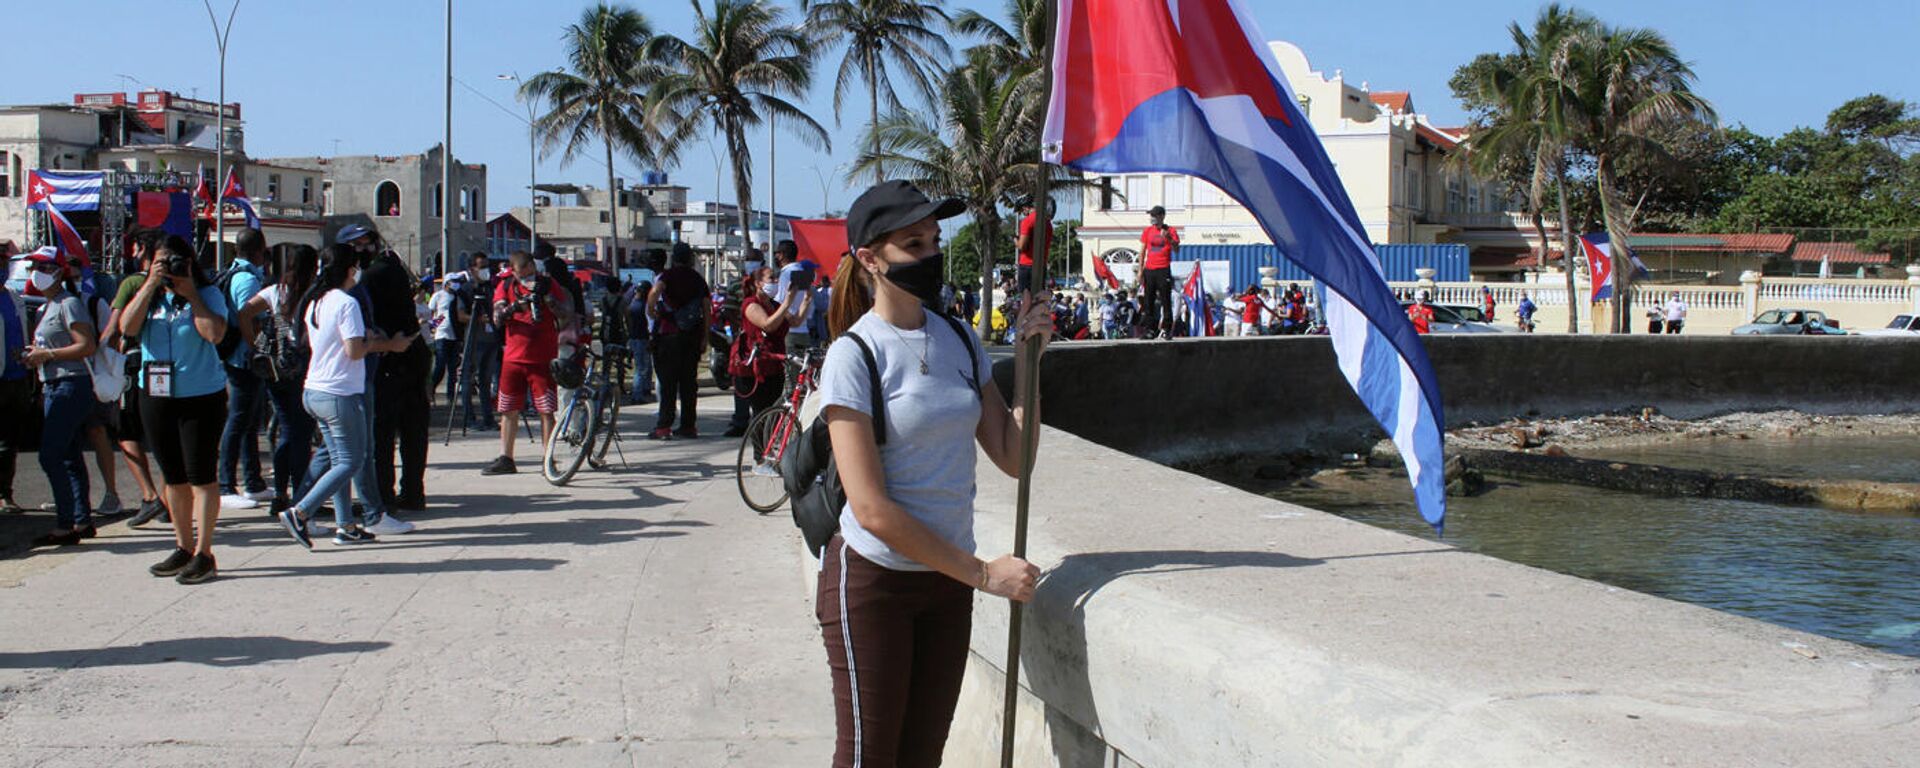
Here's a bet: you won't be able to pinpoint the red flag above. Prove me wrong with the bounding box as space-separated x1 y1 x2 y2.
789 219 850 278
1091 255 1121 290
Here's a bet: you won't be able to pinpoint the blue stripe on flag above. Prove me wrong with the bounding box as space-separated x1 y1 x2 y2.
1069 87 1448 531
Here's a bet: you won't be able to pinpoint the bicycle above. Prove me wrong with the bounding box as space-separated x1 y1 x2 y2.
542 340 631 485
735 347 824 513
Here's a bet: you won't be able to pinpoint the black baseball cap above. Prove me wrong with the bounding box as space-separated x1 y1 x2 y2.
846 180 965 250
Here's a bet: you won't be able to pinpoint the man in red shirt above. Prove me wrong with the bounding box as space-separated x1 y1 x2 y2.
1015 198 1052 294
1406 290 1435 335
1138 205 1179 339
482 250 573 475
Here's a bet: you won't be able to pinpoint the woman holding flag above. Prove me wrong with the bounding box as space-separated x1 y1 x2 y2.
814 181 1052 767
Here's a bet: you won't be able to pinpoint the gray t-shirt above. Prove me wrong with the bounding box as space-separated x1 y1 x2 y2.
35 293 93 382
819 307 990 571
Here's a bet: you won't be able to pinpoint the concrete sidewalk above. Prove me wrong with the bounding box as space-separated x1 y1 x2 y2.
0 393 832 767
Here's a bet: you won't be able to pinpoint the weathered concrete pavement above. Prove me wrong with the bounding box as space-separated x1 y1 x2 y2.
0 393 831 767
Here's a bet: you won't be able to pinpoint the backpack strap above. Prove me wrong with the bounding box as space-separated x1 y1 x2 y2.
935 312 982 397
843 332 887 446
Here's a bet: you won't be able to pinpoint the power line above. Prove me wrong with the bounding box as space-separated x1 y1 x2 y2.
451 75 652 186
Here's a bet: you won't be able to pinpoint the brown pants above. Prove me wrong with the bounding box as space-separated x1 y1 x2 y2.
818 536 974 768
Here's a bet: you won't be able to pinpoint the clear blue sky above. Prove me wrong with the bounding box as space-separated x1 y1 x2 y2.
15 0 1917 220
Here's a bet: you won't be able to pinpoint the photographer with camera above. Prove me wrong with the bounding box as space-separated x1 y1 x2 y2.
457 252 502 431
116 235 233 584
482 250 572 476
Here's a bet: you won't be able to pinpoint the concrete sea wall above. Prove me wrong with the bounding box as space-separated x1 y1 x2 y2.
937 336 1920 767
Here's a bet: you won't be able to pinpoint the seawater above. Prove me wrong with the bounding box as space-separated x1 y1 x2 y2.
1266 435 1920 658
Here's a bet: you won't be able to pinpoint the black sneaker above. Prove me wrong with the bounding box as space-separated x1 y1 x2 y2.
674 427 700 439
722 425 747 438
128 498 167 527
278 507 313 550
333 526 378 546
481 455 517 476
149 548 195 577
175 553 217 584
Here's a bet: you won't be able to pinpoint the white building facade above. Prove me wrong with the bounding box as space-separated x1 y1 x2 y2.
1075 42 1525 283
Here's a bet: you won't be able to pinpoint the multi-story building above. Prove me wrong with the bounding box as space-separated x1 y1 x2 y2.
1075 41 1530 284
268 145 487 275
505 181 653 265
1 90 326 258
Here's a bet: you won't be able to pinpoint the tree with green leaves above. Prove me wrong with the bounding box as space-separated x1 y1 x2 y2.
952 0 1048 74
1560 21 1715 330
852 58 1051 338
521 3 666 267
1454 4 1595 332
650 0 830 266
801 0 951 184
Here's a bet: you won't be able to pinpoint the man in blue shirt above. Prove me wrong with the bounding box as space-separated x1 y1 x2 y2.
216 229 272 510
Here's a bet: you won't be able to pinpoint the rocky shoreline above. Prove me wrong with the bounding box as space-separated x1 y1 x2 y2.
1443 410 1920 454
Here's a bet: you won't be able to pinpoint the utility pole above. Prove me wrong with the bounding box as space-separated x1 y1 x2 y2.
202 0 239 261
767 116 776 252
441 0 454 277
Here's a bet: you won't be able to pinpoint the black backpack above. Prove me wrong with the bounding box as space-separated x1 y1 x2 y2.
782 314 982 557
249 306 309 383
212 261 262 360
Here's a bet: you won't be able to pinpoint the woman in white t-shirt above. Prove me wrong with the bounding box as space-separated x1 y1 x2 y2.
236 245 318 510
274 246 412 548
813 181 1054 766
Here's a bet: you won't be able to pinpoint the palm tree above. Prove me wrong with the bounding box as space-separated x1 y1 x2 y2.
802 0 952 183
1562 22 1715 331
651 0 830 266
1462 4 1595 332
521 3 665 267
952 0 1046 74
853 58 1054 338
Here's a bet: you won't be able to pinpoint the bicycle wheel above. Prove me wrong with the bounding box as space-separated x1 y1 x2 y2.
589 386 619 469
735 405 792 513
542 389 597 486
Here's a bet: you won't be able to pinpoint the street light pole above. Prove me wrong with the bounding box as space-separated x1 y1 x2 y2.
202 0 239 261
442 0 453 278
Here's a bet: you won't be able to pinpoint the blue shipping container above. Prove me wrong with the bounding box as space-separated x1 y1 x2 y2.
1173 243 1468 289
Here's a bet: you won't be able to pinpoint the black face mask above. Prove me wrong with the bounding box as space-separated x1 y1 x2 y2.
883 252 945 308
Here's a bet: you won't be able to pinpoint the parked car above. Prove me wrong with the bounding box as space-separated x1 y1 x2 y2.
1400 303 1510 334
1731 309 1849 335
1857 314 1920 338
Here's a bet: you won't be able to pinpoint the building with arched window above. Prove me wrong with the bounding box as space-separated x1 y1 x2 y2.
267 143 486 273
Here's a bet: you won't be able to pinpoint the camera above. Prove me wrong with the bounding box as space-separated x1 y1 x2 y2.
164 253 195 277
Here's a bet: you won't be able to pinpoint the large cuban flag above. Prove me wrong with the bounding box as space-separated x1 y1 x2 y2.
24 170 104 212
1042 0 1447 530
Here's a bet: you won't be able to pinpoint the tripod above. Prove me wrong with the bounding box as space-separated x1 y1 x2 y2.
441 279 536 446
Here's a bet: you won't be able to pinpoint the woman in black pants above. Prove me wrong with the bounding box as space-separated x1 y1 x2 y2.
236 245 319 512
118 235 231 584
735 266 812 417
815 182 1052 767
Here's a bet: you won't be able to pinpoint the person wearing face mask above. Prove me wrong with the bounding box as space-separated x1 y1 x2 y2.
814 181 1053 768
20 248 99 547
732 264 812 420
482 250 572 475
330 224 417 533
274 246 414 549
116 236 233 584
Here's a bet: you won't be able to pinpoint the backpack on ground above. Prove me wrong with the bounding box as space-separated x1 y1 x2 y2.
781 314 983 557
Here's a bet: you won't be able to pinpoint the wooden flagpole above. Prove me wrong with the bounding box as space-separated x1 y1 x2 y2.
1002 1 1058 764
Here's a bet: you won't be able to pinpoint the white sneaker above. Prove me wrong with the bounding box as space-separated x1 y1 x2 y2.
220 494 259 510
751 462 781 478
243 489 276 502
366 515 415 535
